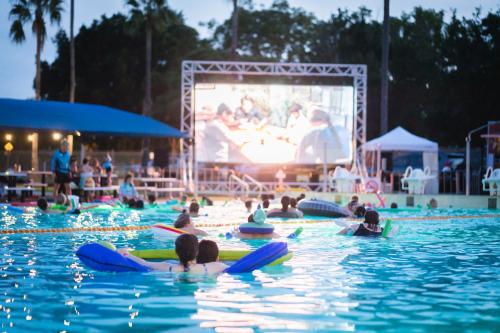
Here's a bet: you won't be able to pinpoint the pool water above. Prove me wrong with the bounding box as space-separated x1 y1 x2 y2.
0 205 499 332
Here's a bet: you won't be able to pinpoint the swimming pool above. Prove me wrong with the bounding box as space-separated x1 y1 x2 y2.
0 205 499 332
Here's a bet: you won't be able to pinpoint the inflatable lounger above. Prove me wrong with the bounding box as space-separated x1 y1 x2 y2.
76 242 290 274
298 199 350 218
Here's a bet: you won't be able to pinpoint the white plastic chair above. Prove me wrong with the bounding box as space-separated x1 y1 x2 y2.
401 166 435 195
329 166 361 193
482 167 500 196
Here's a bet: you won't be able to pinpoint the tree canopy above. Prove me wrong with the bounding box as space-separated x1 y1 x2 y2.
39 1 500 146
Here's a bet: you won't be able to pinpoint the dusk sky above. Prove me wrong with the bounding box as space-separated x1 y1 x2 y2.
1 0 498 99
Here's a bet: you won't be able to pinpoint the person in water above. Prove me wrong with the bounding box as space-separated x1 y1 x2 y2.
147 194 158 207
338 210 383 237
262 199 270 210
174 212 207 236
429 198 438 209
118 234 227 274
347 195 360 212
196 240 220 264
234 205 279 239
390 202 398 209
267 196 303 217
189 201 200 217
296 193 306 202
244 200 253 213
54 193 81 214
37 198 65 214
172 195 189 212
353 205 366 218
51 139 72 197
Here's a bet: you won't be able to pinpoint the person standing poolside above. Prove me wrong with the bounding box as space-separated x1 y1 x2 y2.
51 139 72 198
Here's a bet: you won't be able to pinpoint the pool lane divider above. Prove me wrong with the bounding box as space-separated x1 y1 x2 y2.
0 214 499 235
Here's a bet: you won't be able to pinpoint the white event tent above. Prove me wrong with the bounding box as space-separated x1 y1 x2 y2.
364 127 439 193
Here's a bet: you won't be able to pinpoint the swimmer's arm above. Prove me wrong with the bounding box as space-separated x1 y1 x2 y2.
337 224 359 235
117 249 172 271
207 262 229 274
191 228 208 236
80 204 100 211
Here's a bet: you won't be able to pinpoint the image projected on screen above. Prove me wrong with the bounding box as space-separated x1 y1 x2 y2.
194 83 354 164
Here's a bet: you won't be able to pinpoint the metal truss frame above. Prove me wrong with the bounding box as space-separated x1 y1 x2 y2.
180 60 367 192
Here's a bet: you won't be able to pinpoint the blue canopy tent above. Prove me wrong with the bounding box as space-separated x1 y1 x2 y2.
0 98 185 137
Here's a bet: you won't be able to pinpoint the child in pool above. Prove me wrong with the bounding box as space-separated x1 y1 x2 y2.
119 234 227 274
244 200 253 213
147 194 158 207
37 197 65 214
189 201 200 217
338 210 383 237
174 212 207 236
197 240 220 264
233 205 280 239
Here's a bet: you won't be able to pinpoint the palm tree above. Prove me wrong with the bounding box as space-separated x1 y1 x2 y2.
9 0 64 171
380 0 390 134
9 0 64 101
126 0 168 164
230 0 238 59
69 0 75 103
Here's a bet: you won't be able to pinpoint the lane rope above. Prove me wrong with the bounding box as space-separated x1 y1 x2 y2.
0 214 498 235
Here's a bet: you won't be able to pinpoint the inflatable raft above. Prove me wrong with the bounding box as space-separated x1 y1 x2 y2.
298 199 350 218
76 242 292 274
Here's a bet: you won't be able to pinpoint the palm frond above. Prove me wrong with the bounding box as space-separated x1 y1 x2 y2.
9 3 32 23
48 0 64 24
9 19 26 43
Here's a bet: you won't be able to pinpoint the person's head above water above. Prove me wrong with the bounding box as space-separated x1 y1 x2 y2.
262 199 270 209
296 193 306 202
175 234 199 271
354 205 366 218
390 202 398 209
55 193 67 205
197 240 219 264
429 198 438 209
351 195 359 203
147 194 156 204
245 200 252 212
290 198 297 209
281 196 290 212
37 197 48 211
189 202 200 215
174 212 192 228
364 210 379 226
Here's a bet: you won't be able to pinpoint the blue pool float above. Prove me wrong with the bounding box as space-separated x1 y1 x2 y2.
76 242 288 274
225 242 288 274
76 243 150 272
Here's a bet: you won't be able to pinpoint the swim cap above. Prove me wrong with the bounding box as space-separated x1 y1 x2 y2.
253 204 266 225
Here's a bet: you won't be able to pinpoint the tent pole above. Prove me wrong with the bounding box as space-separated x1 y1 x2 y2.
31 133 39 171
465 135 471 196
323 141 328 192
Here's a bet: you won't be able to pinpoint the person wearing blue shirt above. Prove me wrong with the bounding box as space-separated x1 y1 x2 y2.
51 139 72 197
119 173 139 202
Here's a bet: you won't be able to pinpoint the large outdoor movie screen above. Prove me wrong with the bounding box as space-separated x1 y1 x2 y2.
194 83 354 164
